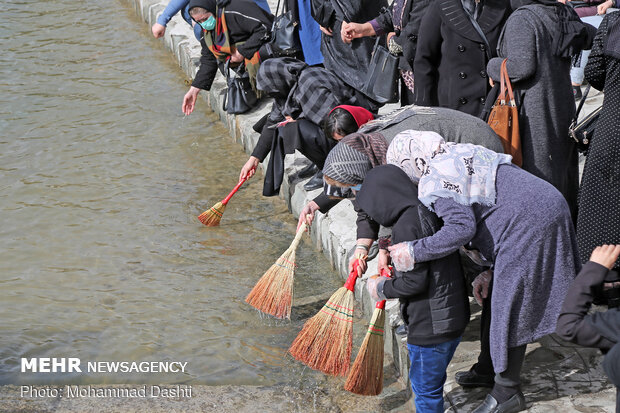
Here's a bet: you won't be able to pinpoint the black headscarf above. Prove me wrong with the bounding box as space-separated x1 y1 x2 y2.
510 0 595 58
356 165 442 243
188 0 217 15
356 165 420 227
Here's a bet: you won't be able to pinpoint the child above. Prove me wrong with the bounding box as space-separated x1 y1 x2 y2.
357 165 470 413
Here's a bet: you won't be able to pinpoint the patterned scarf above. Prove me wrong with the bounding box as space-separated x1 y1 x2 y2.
204 7 262 95
322 132 389 185
386 130 513 210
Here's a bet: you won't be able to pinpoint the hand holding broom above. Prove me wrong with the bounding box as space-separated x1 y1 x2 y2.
245 220 308 319
197 172 252 226
345 267 392 395
289 259 363 376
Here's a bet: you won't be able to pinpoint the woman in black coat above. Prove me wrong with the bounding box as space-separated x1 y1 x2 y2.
340 0 432 105
413 0 510 117
182 0 273 115
576 12 620 268
310 0 387 92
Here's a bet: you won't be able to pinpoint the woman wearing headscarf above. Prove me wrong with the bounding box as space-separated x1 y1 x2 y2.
310 0 387 92
384 131 579 413
338 0 432 105
413 0 511 116
486 0 596 219
303 106 505 275
239 72 375 196
181 0 273 116
356 165 470 413
576 12 620 272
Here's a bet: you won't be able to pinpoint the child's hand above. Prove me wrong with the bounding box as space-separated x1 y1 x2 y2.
590 245 620 270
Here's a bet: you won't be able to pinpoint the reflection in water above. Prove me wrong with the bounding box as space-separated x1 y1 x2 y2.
0 0 346 389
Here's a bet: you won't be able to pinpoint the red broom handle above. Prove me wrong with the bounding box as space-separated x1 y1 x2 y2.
222 175 249 205
343 259 360 292
375 267 393 309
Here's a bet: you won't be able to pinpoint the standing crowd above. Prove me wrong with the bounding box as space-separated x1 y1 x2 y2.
153 0 620 411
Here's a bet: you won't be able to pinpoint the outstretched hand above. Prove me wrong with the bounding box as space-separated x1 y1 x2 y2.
240 156 259 181
152 23 166 38
590 245 620 270
182 86 200 116
296 201 320 232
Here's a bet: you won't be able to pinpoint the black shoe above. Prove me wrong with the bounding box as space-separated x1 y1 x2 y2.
573 85 583 100
455 368 495 388
471 393 526 413
303 171 323 191
294 163 319 180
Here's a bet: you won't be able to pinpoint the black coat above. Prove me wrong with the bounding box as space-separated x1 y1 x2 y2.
191 0 273 91
310 0 387 91
356 165 469 346
413 0 510 117
373 0 432 72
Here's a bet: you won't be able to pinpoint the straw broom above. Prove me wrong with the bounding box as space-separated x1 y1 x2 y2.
288 260 361 376
344 268 392 395
245 221 308 319
197 175 250 226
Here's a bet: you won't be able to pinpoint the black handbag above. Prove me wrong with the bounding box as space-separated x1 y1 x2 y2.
569 85 602 153
222 60 258 115
360 38 400 104
267 0 301 58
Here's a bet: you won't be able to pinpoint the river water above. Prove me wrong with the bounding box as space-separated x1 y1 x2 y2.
0 0 349 393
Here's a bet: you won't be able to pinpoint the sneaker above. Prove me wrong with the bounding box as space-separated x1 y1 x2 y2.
573 85 583 100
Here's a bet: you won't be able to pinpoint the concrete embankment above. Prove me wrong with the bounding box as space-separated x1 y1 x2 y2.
120 1 616 411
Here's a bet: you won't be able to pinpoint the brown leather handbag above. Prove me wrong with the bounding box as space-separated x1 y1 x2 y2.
487 59 522 167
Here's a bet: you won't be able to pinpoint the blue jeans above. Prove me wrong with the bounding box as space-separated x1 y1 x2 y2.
407 337 461 413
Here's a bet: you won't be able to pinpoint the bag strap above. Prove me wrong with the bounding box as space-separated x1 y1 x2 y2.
574 85 591 120
463 7 492 60
499 59 516 106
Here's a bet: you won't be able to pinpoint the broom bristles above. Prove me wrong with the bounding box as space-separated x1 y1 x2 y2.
245 222 307 319
289 287 355 376
344 307 386 395
245 248 296 319
197 202 226 226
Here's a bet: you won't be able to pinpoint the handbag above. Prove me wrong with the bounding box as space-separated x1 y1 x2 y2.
487 59 522 167
569 85 602 153
267 0 301 58
222 60 258 115
360 38 399 104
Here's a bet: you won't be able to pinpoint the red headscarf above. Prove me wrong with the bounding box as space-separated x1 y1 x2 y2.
330 105 374 128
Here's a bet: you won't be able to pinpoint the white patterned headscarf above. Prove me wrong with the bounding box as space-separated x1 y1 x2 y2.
386 130 513 210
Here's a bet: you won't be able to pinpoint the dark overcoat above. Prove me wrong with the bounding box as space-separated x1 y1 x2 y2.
577 12 620 268
413 0 510 117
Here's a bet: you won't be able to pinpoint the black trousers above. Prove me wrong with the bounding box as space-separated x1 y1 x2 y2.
474 283 526 388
